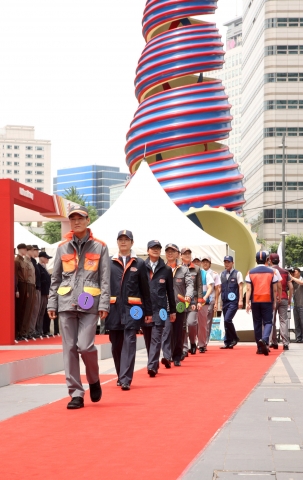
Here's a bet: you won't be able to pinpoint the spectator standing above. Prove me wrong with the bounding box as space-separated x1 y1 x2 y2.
14 243 28 340
268 253 293 350
36 252 52 337
290 268 303 343
29 245 41 338
21 246 36 339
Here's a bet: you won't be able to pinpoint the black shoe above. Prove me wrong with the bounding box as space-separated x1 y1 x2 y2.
117 380 121 387
220 344 231 349
190 343 197 354
283 345 289 351
174 360 181 366
148 369 156 377
229 340 238 348
256 349 262 354
180 353 186 361
269 343 278 349
161 357 171 369
89 380 102 402
199 347 205 353
67 396 84 409
258 339 269 356
121 384 130 390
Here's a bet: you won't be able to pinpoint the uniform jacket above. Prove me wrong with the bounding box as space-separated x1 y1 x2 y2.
221 269 239 304
168 260 194 305
38 263 51 296
185 263 203 306
145 257 176 326
47 229 110 314
15 255 28 288
105 250 153 330
246 266 276 303
31 258 41 291
24 257 35 286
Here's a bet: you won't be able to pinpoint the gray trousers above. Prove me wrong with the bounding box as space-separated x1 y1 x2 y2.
142 325 163 371
36 295 48 335
161 317 172 360
206 302 215 344
109 329 137 385
270 298 289 346
293 305 303 341
186 311 198 350
197 304 209 347
29 290 41 335
60 311 99 398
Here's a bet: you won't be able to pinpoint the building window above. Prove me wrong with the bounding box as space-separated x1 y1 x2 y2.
265 45 303 56
36 187 44 192
264 181 303 191
35 146 44 151
6 161 12 165
35 171 43 175
25 170 32 174
14 170 19 174
264 154 303 164
7 153 12 158
264 127 303 137
35 155 44 159
25 179 33 183
14 153 19 158
14 145 19 150
14 178 19 182
35 179 44 183
6 170 12 174
264 209 303 223
265 18 303 29
25 146 33 150
26 154 33 159
25 162 33 166
14 162 19 166
35 162 44 167
6 145 12 149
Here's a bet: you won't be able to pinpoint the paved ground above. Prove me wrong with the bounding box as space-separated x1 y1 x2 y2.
0 349 148 421
181 343 303 480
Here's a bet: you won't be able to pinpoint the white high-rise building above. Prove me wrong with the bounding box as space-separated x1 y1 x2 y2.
0 125 51 193
241 0 303 242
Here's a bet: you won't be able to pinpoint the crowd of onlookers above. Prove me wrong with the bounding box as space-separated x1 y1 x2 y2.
14 243 59 341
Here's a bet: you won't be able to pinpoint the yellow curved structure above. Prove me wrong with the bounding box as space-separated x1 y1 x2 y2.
186 206 260 277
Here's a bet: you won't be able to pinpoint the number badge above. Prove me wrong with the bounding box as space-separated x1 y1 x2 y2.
78 292 94 310
130 306 143 320
176 302 185 313
228 292 236 301
159 309 167 321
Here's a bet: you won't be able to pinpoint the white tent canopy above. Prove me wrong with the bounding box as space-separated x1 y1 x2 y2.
14 222 51 249
88 161 228 267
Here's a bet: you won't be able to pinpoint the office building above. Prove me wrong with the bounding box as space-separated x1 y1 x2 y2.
54 165 129 216
241 0 303 242
0 125 51 193
109 181 128 206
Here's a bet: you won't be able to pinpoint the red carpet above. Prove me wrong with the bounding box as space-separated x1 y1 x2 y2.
0 346 280 480
0 349 59 364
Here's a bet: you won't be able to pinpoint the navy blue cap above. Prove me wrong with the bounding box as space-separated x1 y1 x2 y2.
256 251 267 263
147 240 162 249
165 243 180 252
117 230 133 241
224 255 234 262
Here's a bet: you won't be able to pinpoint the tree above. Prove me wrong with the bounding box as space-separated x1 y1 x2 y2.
41 186 99 244
285 234 303 267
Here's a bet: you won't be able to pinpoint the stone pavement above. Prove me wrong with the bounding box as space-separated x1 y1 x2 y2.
181 343 303 480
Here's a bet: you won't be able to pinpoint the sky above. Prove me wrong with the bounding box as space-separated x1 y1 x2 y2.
0 0 242 185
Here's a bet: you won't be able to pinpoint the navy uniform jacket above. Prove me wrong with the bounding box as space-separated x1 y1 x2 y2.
145 257 176 327
105 251 153 330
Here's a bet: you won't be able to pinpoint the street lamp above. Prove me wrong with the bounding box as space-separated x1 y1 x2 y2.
278 134 287 267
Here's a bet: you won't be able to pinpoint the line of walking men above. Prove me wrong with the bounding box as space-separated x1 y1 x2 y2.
46 205 299 409
14 243 55 341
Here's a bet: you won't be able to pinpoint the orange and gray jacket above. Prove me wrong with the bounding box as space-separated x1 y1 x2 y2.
168 260 194 305
47 229 110 314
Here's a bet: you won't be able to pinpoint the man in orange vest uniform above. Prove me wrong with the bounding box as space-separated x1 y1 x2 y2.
245 251 279 355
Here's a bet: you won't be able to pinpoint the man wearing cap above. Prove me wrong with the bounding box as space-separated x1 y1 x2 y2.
245 251 278 355
201 256 221 348
105 230 152 390
195 256 214 353
48 205 110 409
192 257 202 268
162 244 193 367
20 246 37 339
268 253 293 351
220 256 244 349
36 252 52 337
143 240 176 377
180 248 203 357
28 245 42 339
15 243 28 340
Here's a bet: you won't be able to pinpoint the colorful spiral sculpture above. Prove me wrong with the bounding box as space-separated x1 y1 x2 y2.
125 0 245 212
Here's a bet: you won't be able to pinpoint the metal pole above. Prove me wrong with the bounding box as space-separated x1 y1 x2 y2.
281 133 286 267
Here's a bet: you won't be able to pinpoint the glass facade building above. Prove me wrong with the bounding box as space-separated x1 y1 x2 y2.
53 165 130 216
